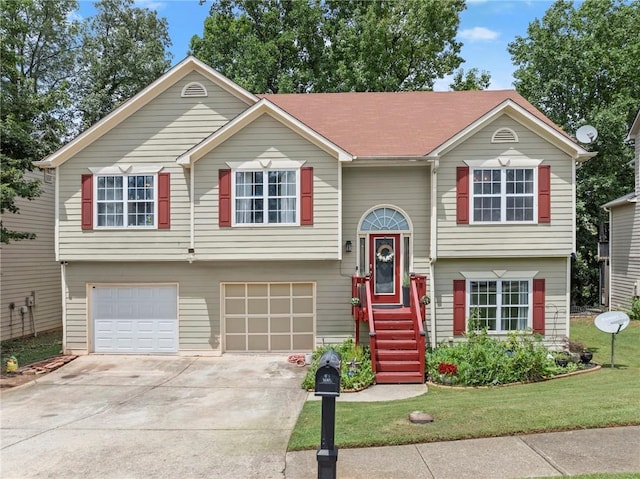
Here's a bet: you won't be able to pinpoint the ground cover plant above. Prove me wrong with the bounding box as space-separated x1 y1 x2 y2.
1 330 63 372
289 317 640 451
301 338 375 392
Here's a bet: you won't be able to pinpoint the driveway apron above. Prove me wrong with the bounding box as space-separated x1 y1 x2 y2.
0 355 308 479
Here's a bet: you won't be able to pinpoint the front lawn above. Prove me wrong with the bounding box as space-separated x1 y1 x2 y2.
288 317 640 451
1 330 63 371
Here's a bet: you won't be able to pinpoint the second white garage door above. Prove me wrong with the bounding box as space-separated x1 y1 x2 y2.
92 285 178 354
223 282 315 352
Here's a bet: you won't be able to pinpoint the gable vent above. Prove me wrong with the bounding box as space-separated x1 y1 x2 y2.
181 82 208 98
491 128 518 143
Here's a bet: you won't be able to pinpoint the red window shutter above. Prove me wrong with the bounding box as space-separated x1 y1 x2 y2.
453 279 466 336
532 278 545 334
81 174 93 230
219 169 231 227
157 172 170 229
538 165 551 223
456 166 469 224
300 166 313 225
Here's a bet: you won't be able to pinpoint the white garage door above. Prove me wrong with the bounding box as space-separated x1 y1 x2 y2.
223 283 315 352
92 285 178 354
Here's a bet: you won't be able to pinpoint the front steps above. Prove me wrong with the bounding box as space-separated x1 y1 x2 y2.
372 308 424 384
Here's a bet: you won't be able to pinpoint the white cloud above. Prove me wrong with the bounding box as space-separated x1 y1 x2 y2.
459 27 500 42
134 0 167 10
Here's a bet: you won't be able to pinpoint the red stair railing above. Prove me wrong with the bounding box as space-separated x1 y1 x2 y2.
410 274 427 380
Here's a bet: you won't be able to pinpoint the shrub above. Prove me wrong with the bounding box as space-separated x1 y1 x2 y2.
301 338 375 391
627 297 640 321
426 328 567 386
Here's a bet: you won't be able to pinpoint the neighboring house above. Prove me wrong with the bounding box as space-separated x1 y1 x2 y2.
35 57 592 382
602 109 640 311
1 169 62 341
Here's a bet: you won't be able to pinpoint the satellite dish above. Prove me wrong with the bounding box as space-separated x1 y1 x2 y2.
575 125 598 144
594 311 630 334
594 311 630 368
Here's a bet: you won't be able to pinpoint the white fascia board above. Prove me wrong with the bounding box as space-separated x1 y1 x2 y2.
626 109 640 141
34 57 257 169
602 192 637 210
176 99 353 167
427 100 595 162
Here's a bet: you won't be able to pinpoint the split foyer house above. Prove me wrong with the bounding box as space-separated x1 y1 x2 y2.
35 57 593 382
602 109 640 311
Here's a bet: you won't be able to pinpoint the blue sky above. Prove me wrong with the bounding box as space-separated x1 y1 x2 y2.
78 0 558 91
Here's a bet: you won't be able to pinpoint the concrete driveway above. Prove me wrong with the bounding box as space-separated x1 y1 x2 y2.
0 355 308 479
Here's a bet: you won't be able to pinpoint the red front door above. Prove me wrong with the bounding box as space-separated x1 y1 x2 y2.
369 234 400 304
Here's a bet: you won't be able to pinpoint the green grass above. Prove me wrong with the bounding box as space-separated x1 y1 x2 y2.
288 317 640 451
1 330 63 371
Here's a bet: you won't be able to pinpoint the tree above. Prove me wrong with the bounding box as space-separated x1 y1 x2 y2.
449 67 491 91
0 0 80 243
190 0 465 93
508 0 640 305
76 0 172 129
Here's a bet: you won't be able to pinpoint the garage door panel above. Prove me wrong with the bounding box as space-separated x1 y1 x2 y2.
92 286 177 354
223 282 314 353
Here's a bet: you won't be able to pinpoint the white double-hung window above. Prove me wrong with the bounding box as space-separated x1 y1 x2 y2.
233 163 299 225
469 279 531 332
90 166 163 228
472 168 535 222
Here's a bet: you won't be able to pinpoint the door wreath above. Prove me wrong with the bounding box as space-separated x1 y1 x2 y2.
376 244 394 263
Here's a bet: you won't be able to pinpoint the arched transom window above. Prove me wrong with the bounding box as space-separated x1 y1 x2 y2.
360 207 410 231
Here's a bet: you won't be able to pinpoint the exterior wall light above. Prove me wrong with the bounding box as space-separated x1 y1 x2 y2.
345 240 352 253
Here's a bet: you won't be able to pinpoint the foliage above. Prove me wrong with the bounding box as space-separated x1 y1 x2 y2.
627 297 640 321
289 318 640 451
75 0 172 130
426 328 567 386
301 338 375 392
449 67 491 91
0 0 80 243
191 0 465 93
1 330 63 371
508 0 640 305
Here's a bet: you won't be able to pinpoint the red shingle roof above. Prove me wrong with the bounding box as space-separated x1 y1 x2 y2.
260 90 562 157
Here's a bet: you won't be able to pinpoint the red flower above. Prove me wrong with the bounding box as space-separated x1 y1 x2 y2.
438 362 458 376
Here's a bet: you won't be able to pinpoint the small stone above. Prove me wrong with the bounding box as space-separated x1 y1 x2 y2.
409 411 434 424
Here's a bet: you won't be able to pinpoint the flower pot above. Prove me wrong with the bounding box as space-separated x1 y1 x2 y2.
555 357 569 368
579 351 593 364
402 286 410 307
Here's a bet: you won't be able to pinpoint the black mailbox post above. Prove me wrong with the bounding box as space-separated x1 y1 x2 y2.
314 350 341 479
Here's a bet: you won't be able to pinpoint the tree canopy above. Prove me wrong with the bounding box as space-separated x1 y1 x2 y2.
509 0 640 305
0 0 171 242
190 0 466 93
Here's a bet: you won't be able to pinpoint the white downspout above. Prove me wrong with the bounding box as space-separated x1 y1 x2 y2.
60 262 67 353
190 164 195 252
429 158 439 349
54 168 60 262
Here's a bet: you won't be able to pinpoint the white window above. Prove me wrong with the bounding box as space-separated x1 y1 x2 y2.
469 279 531 332
96 174 156 228
234 169 297 225
472 168 535 222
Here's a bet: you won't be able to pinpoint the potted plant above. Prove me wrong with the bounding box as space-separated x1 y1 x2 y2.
402 273 410 307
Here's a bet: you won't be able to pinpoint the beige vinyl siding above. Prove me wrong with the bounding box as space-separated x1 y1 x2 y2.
609 202 640 311
58 72 250 261
193 114 340 259
341 165 432 275
63 260 354 354
1 171 61 340
437 115 574 257
433 257 568 346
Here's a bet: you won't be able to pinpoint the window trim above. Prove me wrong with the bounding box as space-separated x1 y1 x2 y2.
469 166 538 224
93 173 159 229
467 278 533 333
231 167 301 227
